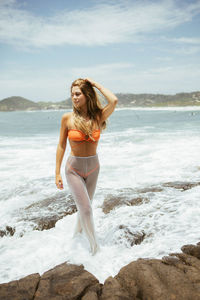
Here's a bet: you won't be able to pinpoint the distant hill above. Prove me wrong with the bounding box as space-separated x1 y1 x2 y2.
0 92 200 111
115 91 200 107
0 96 40 111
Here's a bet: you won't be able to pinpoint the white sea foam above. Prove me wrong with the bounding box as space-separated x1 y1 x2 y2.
0 109 200 284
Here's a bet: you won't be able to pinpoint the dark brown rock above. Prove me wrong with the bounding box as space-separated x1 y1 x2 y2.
0 273 40 300
19 193 77 233
136 186 163 193
33 216 64 231
181 244 200 259
1 194 77 238
118 225 146 246
163 181 200 191
82 282 102 300
173 252 200 271
102 194 148 214
102 181 200 215
1 242 200 300
115 257 200 300
82 290 99 300
100 276 131 300
0 225 15 237
34 262 100 300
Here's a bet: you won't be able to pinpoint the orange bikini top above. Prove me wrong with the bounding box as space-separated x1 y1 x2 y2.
68 129 100 144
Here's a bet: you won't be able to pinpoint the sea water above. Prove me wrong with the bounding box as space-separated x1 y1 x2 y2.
0 107 200 284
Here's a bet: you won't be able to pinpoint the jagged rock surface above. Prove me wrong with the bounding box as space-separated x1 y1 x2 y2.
1 242 200 299
0 273 40 300
34 263 100 300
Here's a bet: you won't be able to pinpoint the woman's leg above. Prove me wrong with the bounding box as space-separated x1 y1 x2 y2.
73 165 99 236
65 167 98 255
74 211 82 235
72 162 100 237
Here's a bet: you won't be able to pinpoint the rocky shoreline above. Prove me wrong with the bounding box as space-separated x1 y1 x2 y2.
1 180 200 299
0 241 200 299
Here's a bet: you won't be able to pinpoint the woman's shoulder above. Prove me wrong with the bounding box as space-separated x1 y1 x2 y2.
61 112 73 123
61 112 73 129
62 111 73 120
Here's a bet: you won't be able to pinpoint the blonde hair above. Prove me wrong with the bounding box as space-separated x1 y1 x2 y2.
71 78 106 140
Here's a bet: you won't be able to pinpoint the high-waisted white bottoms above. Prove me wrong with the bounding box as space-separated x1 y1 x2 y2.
65 154 100 255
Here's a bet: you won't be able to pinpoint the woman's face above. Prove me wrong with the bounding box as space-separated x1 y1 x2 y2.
71 86 87 109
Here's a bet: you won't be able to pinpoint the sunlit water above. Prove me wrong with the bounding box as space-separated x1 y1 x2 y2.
0 107 200 284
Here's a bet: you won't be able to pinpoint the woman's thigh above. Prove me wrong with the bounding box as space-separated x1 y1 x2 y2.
66 168 92 213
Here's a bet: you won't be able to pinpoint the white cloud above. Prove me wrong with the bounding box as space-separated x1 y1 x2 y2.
0 0 200 49
169 37 200 44
163 36 200 54
70 62 134 79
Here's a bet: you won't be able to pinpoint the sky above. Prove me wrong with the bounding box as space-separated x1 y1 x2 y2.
0 0 200 102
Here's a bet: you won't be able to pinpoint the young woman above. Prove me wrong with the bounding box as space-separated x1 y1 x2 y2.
55 78 118 255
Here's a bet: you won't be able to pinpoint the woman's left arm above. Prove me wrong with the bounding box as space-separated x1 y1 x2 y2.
85 78 118 122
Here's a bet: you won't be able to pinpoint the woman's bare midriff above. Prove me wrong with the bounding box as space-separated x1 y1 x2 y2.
69 140 99 157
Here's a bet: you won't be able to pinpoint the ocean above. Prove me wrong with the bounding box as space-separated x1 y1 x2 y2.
0 107 200 284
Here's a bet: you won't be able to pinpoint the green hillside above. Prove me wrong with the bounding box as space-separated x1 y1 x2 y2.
0 96 40 111
0 91 200 111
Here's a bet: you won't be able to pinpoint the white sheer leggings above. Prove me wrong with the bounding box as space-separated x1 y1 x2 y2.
65 154 100 255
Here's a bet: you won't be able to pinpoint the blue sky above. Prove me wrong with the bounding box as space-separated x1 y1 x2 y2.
0 0 200 102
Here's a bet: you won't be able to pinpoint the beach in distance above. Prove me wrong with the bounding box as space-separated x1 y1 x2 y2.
0 108 200 285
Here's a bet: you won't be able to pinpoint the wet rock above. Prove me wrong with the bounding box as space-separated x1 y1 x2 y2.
118 225 146 246
0 225 15 237
100 276 131 300
163 181 200 191
102 194 148 214
136 186 163 193
33 216 62 231
82 290 99 300
0 273 40 300
1 194 77 238
102 181 200 215
115 256 200 300
181 243 200 259
20 193 77 232
34 262 100 300
82 282 102 300
0 263 100 300
1 242 200 299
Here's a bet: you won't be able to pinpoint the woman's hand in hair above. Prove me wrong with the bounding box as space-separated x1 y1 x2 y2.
85 78 104 92
85 78 97 87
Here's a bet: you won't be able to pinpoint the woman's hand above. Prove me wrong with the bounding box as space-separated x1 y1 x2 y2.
55 174 64 190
